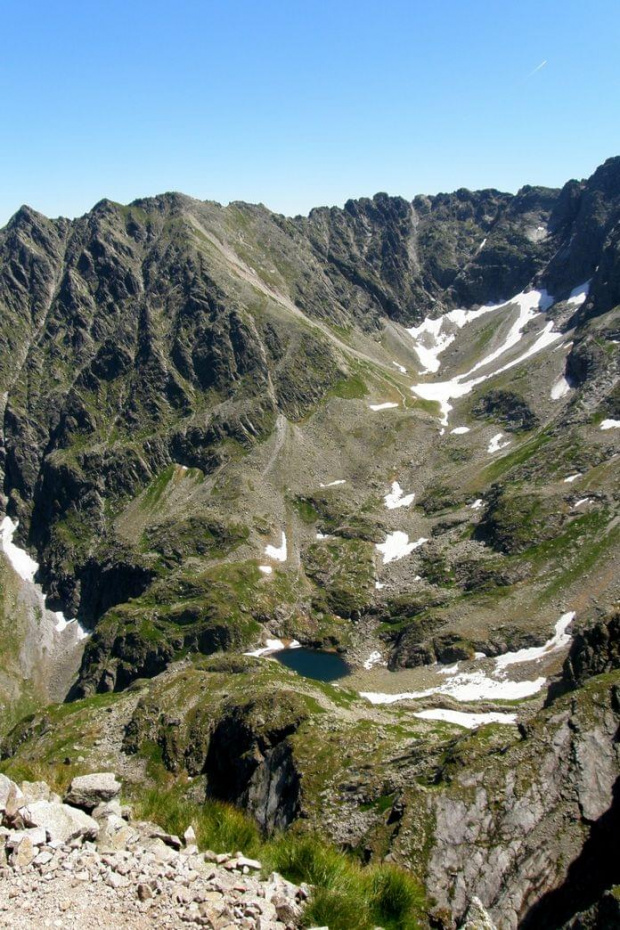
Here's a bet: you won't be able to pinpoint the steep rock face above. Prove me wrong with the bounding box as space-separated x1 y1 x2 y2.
298 186 558 320
547 158 620 320
424 673 620 929
472 390 539 433
552 609 620 695
205 692 307 833
0 195 345 629
119 674 307 835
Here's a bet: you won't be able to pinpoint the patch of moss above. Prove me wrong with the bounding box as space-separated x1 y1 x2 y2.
330 373 369 400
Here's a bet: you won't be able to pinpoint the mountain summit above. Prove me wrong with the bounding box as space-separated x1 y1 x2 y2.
0 158 618 929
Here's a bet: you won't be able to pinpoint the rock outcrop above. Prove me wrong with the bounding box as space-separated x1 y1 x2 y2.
0 773 308 929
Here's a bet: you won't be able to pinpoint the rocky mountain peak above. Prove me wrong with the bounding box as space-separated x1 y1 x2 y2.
0 156 618 930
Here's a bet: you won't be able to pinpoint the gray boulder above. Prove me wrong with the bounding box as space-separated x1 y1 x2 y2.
20 800 99 843
65 772 121 811
7 834 35 868
19 780 56 806
0 774 24 820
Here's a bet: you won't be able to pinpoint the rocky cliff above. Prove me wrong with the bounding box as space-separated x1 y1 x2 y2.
0 158 619 929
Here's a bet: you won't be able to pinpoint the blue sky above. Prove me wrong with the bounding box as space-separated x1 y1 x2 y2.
2 0 619 225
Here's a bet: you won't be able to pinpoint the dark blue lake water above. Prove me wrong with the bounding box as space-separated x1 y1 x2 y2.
273 648 349 682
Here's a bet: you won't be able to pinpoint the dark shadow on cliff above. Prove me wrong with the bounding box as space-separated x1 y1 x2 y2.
520 775 620 929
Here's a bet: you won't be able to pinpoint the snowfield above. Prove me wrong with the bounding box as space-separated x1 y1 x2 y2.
410 288 563 425
0 516 39 583
384 481 415 510
361 612 576 708
376 532 427 564
0 516 88 640
412 708 517 729
369 402 399 411
264 532 287 562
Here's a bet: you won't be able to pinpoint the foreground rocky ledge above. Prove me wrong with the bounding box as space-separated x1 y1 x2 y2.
0 772 311 929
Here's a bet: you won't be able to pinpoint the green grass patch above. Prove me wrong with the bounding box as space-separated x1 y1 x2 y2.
132 785 426 929
293 497 319 524
136 785 262 857
141 465 176 510
480 429 552 482
330 374 369 400
267 834 425 930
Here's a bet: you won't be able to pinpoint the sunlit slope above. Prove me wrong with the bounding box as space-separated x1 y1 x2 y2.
0 158 617 702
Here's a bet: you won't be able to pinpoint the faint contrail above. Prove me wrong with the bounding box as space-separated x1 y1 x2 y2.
527 60 548 77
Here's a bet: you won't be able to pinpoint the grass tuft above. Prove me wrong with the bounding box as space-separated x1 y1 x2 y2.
136 786 262 857
133 785 426 929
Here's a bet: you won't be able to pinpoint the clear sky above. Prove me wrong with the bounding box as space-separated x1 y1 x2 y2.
2 0 619 225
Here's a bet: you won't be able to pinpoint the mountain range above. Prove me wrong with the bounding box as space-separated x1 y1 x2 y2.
0 156 619 929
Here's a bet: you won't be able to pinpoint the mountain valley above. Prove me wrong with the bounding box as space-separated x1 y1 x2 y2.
0 157 619 929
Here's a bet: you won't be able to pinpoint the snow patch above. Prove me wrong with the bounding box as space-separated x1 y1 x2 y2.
244 638 285 658
450 426 470 435
375 581 385 590
574 498 591 508
551 376 571 400
259 565 273 575
412 708 517 729
600 419 620 430
376 532 427 564
494 612 575 672
264 532 287 562
361 673 545 704
563 474 581 483
369 402 399 411
54 614 88 640
406 300 501 375
438 663 459 676
566 280 590 308
361 612 575 706
392 362 407 374
470 499 483 510
488 433 511 454
320 479 346 487
363 651 384 670
0 517 88 640
0 517 38 582
384 482 415 510
411 289 560 425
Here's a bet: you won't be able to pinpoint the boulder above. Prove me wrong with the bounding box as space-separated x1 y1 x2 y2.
65 772 121 811
20 800 99 843
7 826 47 847
0 774 24 820
20 780 56 806
7 834 35 868
96 815 137 853
91 799 123 821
